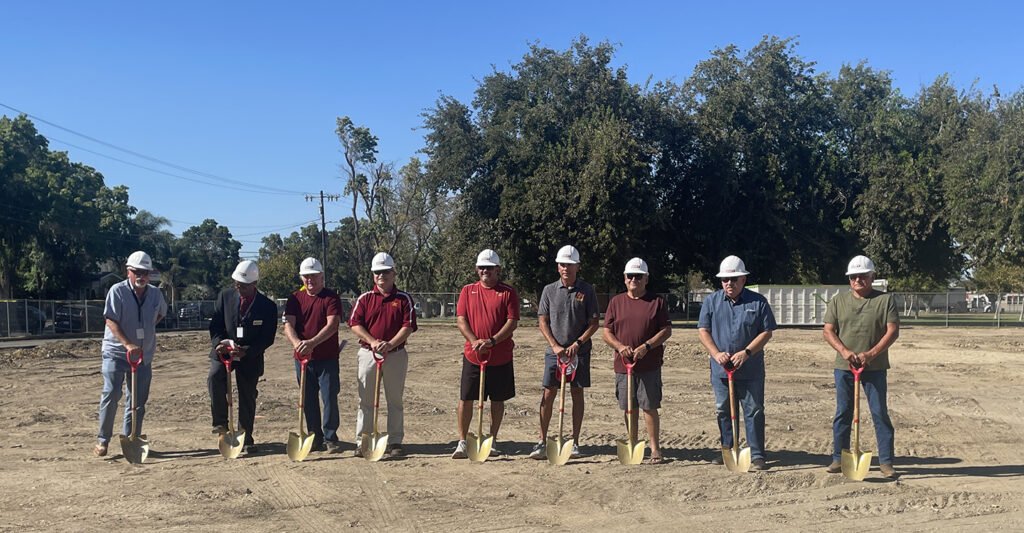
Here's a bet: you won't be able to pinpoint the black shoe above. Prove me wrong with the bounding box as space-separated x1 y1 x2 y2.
244 444 259 455
325 441 342 454
751 458 769 471
211 425 228 435
312 438 327 452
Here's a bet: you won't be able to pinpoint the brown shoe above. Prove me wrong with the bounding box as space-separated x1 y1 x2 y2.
93 442 108 457
879 463 898 479
826 461 842 473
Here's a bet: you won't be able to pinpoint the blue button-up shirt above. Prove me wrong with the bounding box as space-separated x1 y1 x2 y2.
698 288 777 380
101 280 168 365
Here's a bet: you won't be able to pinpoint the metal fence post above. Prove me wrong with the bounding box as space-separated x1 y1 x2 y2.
945 291 949 328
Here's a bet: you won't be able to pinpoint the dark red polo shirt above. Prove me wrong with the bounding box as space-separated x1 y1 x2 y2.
456 281 520 366
284 287 342 361
347 285 417 350
605 291 670 373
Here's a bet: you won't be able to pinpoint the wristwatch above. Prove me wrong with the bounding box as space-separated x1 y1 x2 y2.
574 339 583 347
643 342 652 351
744 348 752 356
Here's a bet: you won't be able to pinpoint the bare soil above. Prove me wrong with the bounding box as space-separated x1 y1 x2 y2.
2 325 1022 531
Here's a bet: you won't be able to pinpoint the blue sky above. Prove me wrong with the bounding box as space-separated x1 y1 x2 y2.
3 1 1022 259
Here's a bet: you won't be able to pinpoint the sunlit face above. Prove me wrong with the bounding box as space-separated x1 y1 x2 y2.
557 262 579 285
373 268 396 293
720 275 746 299
848 272 874 294
477 265 500 286
624 272 648 292
234 280 257 299
127 268 150 290
301 272 324 294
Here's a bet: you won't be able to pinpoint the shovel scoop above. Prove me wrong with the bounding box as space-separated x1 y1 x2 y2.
287 352 315 461
466 351 493 462
217 345 246 459
615 356 645 465
720 362 751 473
360 349 389 462
546 355 576 465
119 351 150 464
841 364 872 481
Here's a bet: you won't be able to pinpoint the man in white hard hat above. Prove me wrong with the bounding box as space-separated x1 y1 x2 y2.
94 251 168 457
823 255 900 479
207 260 279 454
530 245 600 460
602 257 672 463
697 255 778 470
284 257 344 453
452 249 520 459
348 252 418 457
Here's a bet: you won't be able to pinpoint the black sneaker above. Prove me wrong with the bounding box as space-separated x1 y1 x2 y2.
751 458 769 471
244 444 259 455
325 441 342 454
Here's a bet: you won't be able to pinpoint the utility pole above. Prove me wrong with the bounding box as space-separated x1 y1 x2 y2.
305 190 340 286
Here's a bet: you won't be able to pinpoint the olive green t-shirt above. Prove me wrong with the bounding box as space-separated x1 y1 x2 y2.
823 290 899 371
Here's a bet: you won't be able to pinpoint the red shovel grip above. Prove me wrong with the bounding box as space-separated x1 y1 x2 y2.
126 350 143 370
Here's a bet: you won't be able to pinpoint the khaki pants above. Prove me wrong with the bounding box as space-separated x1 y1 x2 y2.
355 346 408 445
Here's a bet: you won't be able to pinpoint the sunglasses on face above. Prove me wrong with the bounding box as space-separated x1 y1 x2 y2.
721 277 741 284
477 266 496 271
849 273 871 281
626 273 644 281
129 269 151 276
374 269 394 276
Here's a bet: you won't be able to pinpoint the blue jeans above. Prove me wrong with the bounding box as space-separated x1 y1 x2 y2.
712 375 766 459
833 368 894 464
295 358 340 444
98 356 152 443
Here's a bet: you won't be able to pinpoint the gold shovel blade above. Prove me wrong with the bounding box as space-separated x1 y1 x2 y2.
722 446 751 473
218 430 246 459
615 438 646 465
286 431 314 461
841 448 872 481
466 432 493 462
360 432 389 462
546 437 573 466
119 435 149 464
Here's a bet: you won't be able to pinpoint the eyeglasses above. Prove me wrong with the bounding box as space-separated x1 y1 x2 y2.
848 273 871 281
721 277 740 284
129 269 151 276
373 269 394 276
626 273 645 280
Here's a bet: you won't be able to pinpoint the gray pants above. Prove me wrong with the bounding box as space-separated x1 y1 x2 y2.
355 347 408 445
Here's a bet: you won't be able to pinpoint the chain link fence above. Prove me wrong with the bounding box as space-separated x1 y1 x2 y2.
0 299 216 338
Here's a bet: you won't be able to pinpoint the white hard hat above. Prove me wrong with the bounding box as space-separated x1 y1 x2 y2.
126 251 153 270
845 255 875 276
624 257 649 275
299 257 323 275
232 260 260 283
716 255 750 277
555 245 580 264
476 249 500 267
371 252 395 272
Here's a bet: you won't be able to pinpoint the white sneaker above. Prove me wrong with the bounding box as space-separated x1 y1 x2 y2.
529 441 546 460
452 440 467 459
570 443 581 459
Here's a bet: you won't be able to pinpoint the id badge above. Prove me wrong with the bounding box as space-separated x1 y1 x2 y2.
236 327 245 338
136 328 146 340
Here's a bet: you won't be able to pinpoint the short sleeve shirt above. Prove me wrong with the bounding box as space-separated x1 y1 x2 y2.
538 278 600 356
285 287 342 361
697 288 778 380
823 289 899 371
456 281 520 366
348 285 418 350
102 280 168 365
604 292 670 373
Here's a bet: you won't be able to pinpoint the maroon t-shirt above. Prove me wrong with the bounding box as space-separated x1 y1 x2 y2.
285 287 342 361
348 285 418 350
456 281 520 366
604 291 670 373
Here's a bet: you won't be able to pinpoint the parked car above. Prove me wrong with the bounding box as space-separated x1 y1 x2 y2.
177 301 215 321
55 302 105 333
0 302 47 335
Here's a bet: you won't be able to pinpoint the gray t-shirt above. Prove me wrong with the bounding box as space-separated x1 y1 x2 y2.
538 278 599 355
102 280 168 364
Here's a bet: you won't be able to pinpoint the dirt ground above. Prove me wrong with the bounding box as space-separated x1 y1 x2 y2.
1 324 1022 531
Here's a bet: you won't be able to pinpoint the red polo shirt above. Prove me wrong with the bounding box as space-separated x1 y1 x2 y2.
456 281 520 366
348 285 417 350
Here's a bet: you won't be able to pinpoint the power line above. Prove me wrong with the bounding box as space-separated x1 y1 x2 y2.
1 101 313 196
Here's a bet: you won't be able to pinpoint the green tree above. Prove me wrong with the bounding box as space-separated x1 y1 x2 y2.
176 219 241 292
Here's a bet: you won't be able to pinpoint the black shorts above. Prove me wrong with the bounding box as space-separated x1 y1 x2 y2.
460 358 516 402
542 353 591 388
